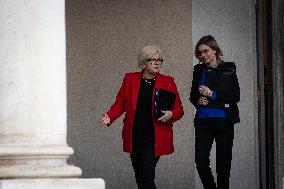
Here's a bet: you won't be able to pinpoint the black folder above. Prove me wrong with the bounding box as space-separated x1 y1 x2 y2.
205 67 235 92
205 67 235 109
154 88 176 119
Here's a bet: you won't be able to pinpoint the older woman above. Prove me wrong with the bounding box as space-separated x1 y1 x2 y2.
100 45 184 189
190 35 240 189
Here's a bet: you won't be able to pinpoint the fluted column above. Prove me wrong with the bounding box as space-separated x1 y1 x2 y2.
0 0 81 178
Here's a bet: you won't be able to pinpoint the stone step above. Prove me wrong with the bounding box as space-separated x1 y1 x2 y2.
0 179 105 189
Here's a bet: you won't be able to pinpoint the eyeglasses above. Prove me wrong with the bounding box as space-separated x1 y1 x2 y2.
197 49 210 57
145 58 163 65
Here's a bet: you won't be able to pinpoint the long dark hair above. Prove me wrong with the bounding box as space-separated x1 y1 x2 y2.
194 35 224 64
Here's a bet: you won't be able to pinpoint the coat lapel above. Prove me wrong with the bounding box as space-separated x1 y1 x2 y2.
154 72 163 90
132 72 141 112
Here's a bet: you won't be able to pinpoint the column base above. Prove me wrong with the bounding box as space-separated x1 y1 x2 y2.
0 145 82 178
0 178 105 189
0 165 82 178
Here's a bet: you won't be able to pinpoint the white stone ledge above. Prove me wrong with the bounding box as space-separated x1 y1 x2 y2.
0 165 82 178
0 145 73 156
0 178 105 189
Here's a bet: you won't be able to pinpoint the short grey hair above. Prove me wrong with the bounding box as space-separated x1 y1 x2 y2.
138 45 161 68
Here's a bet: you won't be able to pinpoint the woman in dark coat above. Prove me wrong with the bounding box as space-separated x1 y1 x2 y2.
190 35 240 189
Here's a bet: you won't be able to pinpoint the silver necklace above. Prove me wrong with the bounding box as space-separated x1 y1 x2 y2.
142 76 155 85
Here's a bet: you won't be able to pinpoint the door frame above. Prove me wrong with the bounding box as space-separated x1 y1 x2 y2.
257 0 284 188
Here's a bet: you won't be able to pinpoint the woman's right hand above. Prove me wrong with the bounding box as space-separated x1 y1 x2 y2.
198 96 208 106
99 113 110 126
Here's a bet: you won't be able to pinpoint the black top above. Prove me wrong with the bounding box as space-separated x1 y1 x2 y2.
133 76 156 133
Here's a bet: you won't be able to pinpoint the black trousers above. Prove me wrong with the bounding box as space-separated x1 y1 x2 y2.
131 131 160 189
194 118 234 189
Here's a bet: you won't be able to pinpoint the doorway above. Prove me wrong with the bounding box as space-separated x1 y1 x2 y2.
256 0 274 188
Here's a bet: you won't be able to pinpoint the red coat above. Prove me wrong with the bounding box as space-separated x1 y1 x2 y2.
106 72 184 156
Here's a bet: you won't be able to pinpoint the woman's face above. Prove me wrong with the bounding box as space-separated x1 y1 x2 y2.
142 53 162 75
197 44 217 65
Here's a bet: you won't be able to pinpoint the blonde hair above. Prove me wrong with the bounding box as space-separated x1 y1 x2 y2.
138 45 161 68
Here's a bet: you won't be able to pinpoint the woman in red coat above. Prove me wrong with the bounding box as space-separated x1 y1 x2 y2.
99 45 184 189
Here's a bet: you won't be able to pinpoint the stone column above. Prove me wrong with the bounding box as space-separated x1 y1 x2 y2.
0 0 81 178
0 1 104 188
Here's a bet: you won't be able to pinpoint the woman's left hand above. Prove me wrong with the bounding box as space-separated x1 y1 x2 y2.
199 85 213 97
158 110 173 123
